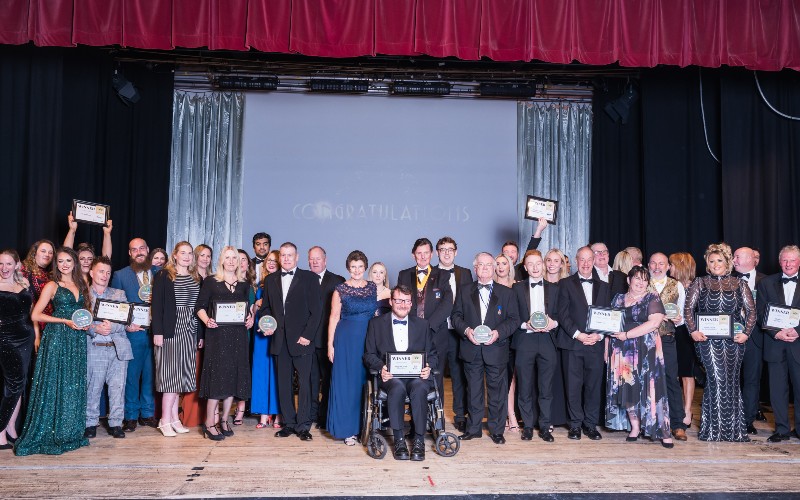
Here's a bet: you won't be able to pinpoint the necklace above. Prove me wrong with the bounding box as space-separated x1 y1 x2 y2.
626 292 646 302
224 279 237 291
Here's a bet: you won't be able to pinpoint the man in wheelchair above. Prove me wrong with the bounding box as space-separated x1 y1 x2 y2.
364 284 438 461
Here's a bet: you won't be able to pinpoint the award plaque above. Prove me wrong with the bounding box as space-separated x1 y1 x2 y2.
586 306 624 334
72 199 110 226
131 304 151 327
93 299 133 325
530 311 549 329
473 324 493 344
762 303 800 331
524 195 558 224
695 313 733 339
733 322 745 336
212 301 248 326
72 309 93 328
663 303 680 320
258 315 277 333
138 284 152 302
386 352 426 378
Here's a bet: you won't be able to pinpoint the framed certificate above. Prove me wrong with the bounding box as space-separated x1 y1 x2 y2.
131 304 151 327
386 352 426 378
93 299 133 325
762 303 800 331
72 199 110 226
695 312 733 339
211 300 248 326
586 306 624 334
524 195 558 224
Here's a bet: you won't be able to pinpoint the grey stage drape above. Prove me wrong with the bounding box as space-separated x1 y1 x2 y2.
517 101 592 265
167 91 245 254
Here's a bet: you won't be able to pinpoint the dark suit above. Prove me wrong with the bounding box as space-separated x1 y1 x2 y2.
758 273 800 435
512 279 559 430
111 265 160 421
451 281 519 435
556 273 611 429
397 266 453 405
259 268 322 432
513 236 541 281
439 264 473 424
594 267 628 297
733 269 767 426
310 270 345 427
364 314 437 437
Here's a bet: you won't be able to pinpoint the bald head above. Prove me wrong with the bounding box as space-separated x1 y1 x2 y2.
733 247 756 274
648 252 669 280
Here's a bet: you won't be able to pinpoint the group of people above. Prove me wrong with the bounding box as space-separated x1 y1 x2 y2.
1 214 799 462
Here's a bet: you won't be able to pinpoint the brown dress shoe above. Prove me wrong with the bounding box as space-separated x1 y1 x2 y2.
672 428 687 441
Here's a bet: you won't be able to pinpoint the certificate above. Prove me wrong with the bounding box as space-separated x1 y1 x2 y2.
762 303 800 331
586 306 624 334
695 313 733 339
212 301 248 325
386 352 426 378
132 304 151 327
93 299 133 325
524 195 558 224
72 199 110 226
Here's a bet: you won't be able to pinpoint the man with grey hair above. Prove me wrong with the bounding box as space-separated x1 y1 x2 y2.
590 242 627 296
452 252 520 444
624 246 643 266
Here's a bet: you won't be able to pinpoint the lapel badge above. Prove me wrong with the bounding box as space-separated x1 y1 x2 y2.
497 306 502 315
435 290 441 299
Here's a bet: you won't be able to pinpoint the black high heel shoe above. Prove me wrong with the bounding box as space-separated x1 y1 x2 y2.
220 419 234 437
201 424 225 441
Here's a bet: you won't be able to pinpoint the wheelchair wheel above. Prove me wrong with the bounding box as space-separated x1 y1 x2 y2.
360 380 374 447
366 431 388 459
434 432 460 457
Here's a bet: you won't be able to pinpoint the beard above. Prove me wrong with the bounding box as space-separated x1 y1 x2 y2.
130 255 152 273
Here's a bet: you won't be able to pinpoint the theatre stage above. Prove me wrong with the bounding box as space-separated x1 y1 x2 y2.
2 383 800 499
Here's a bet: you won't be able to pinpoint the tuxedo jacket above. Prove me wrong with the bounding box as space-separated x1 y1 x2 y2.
757 273 800 363
397 266 453 345
363 313 438 374
733 269 766 348
556 273 611 352
315 270 346 349
594 268 628 297
438 264 473 295
451 281 520 366
259 268 322 357
514 236 541 281
511 279 559 351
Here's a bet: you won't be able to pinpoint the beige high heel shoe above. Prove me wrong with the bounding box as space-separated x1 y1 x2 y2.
171 420 190 434
158 420 177 437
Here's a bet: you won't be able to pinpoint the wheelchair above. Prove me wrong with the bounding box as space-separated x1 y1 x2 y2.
360 369 460 459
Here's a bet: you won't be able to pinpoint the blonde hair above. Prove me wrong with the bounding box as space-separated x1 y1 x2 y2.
0 249 30 288
612 250 633 274
545 248 569 280
163 241 201 283
704 242 733 275
368 262 390 288
494 253 515 287
779 245 800 262
214 246 246 282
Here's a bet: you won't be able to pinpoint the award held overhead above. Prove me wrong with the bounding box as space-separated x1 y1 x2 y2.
72 199 110 226
524 195 558 224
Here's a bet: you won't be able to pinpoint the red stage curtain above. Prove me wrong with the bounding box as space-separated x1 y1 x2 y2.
1 0 799 71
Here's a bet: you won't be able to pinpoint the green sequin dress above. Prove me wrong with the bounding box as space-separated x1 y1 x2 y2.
15 285 89 456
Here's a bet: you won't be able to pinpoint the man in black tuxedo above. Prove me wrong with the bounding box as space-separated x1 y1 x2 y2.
252 232 271 284
733 246 767 434
364 285 438 461
259 242 322 441
512 250 559 442
435 236 473 433
452 252 520 444
557 246 611 441
397 238 453 408
308 246 345 430
757 245 800 442
503 217 548 281
590 242 627 297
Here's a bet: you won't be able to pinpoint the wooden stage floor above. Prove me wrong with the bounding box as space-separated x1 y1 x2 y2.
2 382 800 499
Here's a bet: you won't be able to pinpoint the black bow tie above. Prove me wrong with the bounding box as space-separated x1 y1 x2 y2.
477 283 492 290
254 257 264 264
281 271 294 277
393 319 407 325
579 278 593 284
782 276 798 284
417 268 429 275
530 281 543 288
739 273 750 280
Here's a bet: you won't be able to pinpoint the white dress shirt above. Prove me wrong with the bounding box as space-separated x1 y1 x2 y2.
317 269 326 284
575 274 594 338
737 268 757 294
783 274 798 305
477 281 492 324
391 314 409 351
651 278 686 327
281 267 296 306
594 266 610 283
439 265 457 328
522 278 545 332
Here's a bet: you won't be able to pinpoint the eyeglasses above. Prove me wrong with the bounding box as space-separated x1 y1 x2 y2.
438 247 456 254
593 250 609 256
392 298 412 305
266 259 278 264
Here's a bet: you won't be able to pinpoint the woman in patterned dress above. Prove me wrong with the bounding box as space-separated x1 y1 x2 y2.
151 241 202 437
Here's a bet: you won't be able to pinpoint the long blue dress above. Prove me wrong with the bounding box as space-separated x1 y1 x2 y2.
327 281 377 439
15 285 89 456
251 285 279 415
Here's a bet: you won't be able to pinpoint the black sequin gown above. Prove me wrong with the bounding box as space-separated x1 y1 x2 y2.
0 286 36 432
684 275 756 442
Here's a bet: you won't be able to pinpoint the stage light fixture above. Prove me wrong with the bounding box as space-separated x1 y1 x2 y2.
216 76 278 91
604 82 639 124
479 83 537 98
309 79 370 93
112 70 140 105
391 81 451 96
